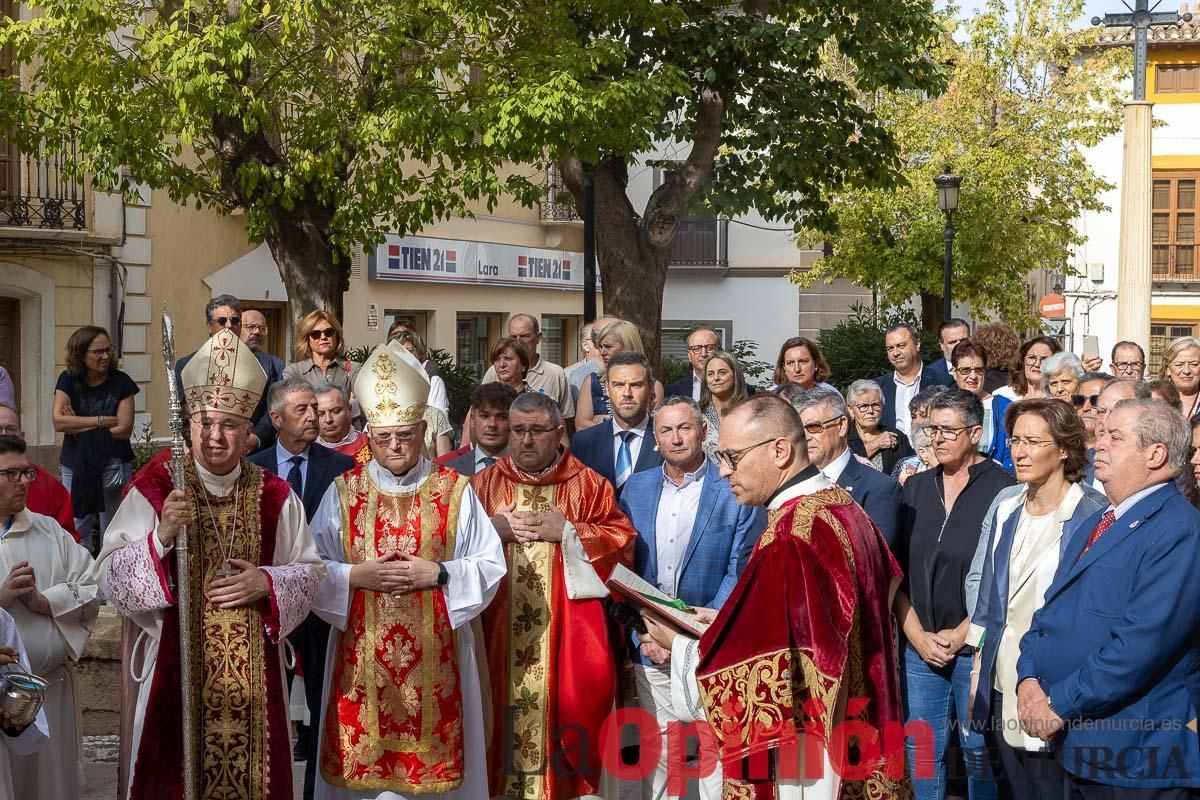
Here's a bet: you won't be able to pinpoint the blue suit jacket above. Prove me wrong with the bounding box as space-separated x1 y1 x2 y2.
570 418 663 499
618 460 767 664
664 375 696 400
249 442 355 522
1016 483 1200 787
925 358 952 385
873 368 952 430
834 455 903 549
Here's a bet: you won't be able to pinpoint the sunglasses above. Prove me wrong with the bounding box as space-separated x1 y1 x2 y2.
211 315 241 328
308 327 337 340
1071 394 1101 409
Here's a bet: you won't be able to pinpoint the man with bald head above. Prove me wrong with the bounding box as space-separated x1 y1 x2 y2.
641 395 910 798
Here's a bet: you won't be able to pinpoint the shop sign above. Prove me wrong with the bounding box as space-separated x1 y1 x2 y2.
369 234 592 291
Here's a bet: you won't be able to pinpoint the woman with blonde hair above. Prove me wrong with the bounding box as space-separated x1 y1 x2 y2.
1160 335 1200 419
576 320 665 430
283 310 361 401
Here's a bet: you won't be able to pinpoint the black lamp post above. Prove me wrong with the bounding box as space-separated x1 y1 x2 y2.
934 168 962 323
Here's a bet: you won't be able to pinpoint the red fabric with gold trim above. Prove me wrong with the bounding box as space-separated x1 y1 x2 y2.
319 462 466 793
471 451 635 800
696 487 909 800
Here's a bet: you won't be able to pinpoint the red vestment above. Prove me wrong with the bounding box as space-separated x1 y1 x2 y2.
332 432 371 466
696 486 910 800
471 452 635 800
27 464 78 541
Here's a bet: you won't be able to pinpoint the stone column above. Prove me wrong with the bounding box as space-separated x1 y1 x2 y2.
1117 100 1154 347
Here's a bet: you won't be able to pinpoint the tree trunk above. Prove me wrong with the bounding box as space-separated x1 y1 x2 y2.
261 200 350 351
919 290 944 334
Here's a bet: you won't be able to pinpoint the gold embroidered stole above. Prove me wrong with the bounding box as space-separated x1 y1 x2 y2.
320 465 468 793
183 463 269 800
500 482 559 800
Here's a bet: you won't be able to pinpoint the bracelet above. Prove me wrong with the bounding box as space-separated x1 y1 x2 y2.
96 415 103 429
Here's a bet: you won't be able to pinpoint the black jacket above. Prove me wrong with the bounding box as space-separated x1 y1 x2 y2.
847 424 914 477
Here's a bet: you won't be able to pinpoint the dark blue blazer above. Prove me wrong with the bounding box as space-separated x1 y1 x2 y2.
925 358 952 385
619 459 767 664
570 418 663 499
1017 483 1200 787
969 484 1107 729
834 455 903 549
178 349 283 452
873 368 952 430
249 442 355 522
664 375 696 400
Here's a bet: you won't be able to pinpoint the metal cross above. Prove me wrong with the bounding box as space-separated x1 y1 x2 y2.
1093 1 1193 100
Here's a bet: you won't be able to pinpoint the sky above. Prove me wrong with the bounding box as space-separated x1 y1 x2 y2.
953 0 1150 26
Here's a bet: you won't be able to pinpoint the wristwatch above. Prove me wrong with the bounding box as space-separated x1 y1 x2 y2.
436 562 449 588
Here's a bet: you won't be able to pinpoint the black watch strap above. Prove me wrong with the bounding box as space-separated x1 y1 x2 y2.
436 562 449 588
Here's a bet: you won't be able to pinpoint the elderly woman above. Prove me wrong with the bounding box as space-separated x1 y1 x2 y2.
965 399 1105 798
283 310 361 397
1039 351 1084 402
890 385 951 480
952 342 1013 473
896 425 935 485
576 320 664 430
769 336 841 395
994 336 1061 403
896 389 1015 800
846 379 913 474
462 337 531 447
1160 335 1200 419
698 351 748 455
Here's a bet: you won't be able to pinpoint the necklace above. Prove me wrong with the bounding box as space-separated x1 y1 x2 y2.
197 476 243 579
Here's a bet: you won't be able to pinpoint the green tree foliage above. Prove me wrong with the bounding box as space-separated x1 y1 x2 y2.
795 0 1127 331
818 303 941 391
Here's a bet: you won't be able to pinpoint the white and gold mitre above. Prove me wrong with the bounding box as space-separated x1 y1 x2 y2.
355 339 430 428
181 328 267 419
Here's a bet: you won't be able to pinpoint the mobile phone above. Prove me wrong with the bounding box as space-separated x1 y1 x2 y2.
1083 335 1099 360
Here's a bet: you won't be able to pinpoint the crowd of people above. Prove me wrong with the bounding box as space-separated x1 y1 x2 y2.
1 301 1200 800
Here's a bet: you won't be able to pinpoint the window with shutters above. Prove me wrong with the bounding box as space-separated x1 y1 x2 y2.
1151 321 1199 375
1156 64 1200 94
1152 172 1200 280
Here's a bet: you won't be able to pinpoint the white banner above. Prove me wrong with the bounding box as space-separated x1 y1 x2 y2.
369 234 592 291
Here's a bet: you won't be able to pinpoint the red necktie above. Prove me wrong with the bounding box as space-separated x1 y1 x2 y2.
1078 509 1116 560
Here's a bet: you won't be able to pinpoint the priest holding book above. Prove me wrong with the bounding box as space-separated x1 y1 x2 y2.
641 394 910 799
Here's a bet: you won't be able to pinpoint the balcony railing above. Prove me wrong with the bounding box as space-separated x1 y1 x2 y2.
539 163 580 223
671 216 728 267
0 137 86 230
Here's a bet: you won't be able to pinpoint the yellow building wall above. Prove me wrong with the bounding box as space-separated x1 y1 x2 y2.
1147 45 1200 105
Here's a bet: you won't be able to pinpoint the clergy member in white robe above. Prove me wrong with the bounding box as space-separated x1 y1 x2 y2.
0 606 49 800
309 339 506 800
0 487 98 800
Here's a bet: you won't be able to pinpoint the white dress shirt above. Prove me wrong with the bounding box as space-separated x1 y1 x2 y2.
612 416 651 471
822 446 854 485
893 369 923 437
653 465 706 597
691 373 702 402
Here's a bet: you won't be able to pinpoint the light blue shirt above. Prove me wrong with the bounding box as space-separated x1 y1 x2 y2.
1109 480 1170 521
274 441 310 491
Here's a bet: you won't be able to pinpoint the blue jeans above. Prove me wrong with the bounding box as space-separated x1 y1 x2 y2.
900 640 997 800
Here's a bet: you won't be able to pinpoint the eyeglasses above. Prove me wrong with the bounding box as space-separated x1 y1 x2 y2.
1113 361 1144 372
853 402 883 413
0 467 36 484
1006 436 1058 450
802 415 844 435
687 344 719 354
1024 355 1048 366
927 425 975 440
244 324 268 334
714 438 776 470
955 366 985 377
308 327 337 340
370 429 419 447
211 316 241 329
191 418 248 436
1070 393 1101 409
510 426 559 440
87 347 113 357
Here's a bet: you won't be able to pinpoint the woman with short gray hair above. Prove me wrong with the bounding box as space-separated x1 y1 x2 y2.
1039 351 1084 402
846 379 914 474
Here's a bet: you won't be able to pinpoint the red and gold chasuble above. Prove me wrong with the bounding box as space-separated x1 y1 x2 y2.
320 462 469 793
695 486 910 800
127 459 294 800
471 452 635 800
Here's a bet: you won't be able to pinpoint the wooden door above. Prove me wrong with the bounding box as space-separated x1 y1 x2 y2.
0 297 19 406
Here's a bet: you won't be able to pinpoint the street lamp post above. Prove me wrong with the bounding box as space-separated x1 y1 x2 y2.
934 168 962 324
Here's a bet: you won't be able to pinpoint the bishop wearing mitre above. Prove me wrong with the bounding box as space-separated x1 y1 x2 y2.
99 327 325 800
308 339 506 799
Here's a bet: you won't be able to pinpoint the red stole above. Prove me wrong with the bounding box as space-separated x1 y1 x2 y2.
319 462 468 792
126 458 293 800
471 452 635 800
696 487 909 800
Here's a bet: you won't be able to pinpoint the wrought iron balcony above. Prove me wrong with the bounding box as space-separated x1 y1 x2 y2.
0 138 86 230
539 163 580 223
670 216 728 268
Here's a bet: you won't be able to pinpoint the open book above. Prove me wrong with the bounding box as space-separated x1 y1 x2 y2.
606 564 709 638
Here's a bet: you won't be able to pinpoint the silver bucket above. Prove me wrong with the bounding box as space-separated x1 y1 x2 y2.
0 670 47 729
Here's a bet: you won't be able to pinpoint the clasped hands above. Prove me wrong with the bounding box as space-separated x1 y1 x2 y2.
1017 679 1064 741
491 502 567 544
0 562 50 616
351 551 440 596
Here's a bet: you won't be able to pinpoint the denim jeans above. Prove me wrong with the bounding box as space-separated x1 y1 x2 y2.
900 640 997 800
61 460 131 554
